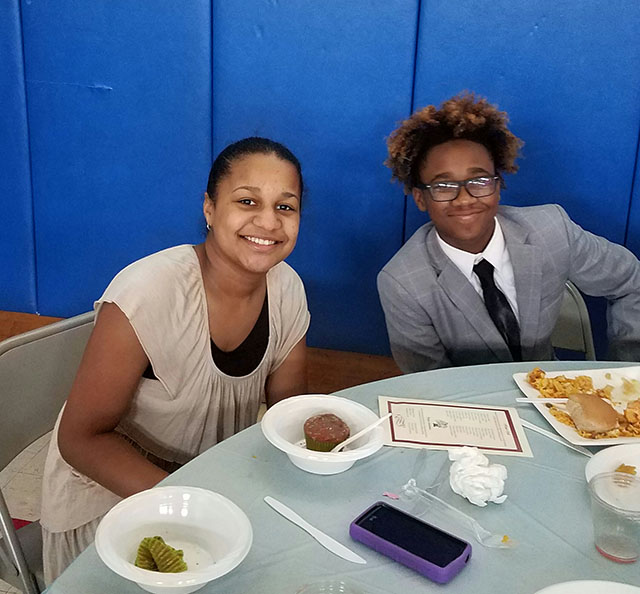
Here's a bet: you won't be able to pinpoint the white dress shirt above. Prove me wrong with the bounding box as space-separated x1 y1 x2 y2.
436 219 519 319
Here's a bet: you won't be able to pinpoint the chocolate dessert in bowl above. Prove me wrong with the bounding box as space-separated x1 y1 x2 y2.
303 413 351 452
261 394 385 474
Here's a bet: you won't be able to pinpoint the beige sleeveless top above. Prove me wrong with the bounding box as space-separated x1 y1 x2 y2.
41 245 310 532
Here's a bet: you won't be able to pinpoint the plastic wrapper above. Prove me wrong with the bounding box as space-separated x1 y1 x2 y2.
398 449 517 549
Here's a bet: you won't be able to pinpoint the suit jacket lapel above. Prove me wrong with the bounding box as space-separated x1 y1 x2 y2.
425 230 511 361
499 214 543 356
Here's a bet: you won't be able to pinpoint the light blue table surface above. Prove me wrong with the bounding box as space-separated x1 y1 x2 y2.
47 361 640 593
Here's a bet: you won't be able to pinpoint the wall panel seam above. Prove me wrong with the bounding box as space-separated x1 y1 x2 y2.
18 0 39 314
210 0 215 160
623 110 640 246
409 0 422 114
403 0 423 244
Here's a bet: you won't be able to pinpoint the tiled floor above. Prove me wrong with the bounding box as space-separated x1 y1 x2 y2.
0 432 50 523
0 577 21 593
0 311 401 593
0 432 51 593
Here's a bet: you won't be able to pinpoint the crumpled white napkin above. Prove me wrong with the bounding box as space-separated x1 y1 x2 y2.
448 446 508 507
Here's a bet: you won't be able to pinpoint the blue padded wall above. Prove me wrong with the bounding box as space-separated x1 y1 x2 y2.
405 1 640 359
21 0 212 316
212 1 417 353
3 2 640 356
0 0 36 312
405 1 640 243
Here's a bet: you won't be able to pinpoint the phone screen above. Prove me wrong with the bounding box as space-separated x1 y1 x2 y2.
354 503 468 567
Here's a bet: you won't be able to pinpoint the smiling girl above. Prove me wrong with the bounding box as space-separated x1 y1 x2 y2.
40 137 310 583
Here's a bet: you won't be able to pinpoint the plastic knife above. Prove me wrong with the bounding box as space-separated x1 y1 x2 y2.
264 496 366 564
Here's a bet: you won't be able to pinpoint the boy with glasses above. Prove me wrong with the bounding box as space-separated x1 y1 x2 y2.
377 93 640 372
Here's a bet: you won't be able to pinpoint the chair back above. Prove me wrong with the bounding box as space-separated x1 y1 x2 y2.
0 312 94 593
0 312 94 470
551 281 596 360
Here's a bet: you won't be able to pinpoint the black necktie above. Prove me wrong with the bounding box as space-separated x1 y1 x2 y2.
473 259 522 361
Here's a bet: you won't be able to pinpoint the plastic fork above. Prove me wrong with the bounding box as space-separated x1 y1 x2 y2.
331 413 392 452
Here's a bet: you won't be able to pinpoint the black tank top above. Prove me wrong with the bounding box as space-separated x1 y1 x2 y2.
142 294 269 379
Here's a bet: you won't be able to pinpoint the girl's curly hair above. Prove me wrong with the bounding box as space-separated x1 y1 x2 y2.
385 92 523 193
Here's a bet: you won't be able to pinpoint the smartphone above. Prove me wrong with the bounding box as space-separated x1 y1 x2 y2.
349 501 471 584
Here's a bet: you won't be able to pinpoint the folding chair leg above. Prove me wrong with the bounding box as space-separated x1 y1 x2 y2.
0 538 16 576
0 491 40 594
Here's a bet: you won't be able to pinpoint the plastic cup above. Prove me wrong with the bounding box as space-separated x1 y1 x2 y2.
588 471 640 563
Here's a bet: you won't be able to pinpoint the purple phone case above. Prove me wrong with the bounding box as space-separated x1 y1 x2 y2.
349 502 472 584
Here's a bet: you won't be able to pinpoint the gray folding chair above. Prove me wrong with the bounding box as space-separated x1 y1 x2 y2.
551 281 596 361
0 312 94 593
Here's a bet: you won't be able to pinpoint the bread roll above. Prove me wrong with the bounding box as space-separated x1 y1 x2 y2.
566 392 619 433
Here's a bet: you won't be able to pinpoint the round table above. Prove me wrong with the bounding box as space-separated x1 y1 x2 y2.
48 361 640 593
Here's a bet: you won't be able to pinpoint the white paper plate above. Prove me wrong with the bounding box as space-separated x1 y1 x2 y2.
513 367 640 446
585 443 640 482
534 581 640 594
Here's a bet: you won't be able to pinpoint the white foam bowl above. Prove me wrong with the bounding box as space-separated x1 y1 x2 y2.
261 394 385 475
95 486 252 594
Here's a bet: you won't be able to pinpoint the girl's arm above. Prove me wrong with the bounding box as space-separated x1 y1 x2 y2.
57 303 169 498
264 336 307 408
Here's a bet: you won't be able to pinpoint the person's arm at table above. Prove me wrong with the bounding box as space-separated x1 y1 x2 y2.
265 336 307 408
557 205 640 360
57 302 168 498
377 270 451 372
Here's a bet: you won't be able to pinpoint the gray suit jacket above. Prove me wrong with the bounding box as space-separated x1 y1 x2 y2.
378 204 640 372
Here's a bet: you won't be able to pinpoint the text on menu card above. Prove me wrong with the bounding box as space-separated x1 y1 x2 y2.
378 396 532 457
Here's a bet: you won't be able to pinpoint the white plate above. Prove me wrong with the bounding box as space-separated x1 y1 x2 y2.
585 443 640 482
534 581 640 594
513 367 640 446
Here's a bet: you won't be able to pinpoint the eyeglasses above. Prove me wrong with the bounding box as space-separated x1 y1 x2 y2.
414 175 502 202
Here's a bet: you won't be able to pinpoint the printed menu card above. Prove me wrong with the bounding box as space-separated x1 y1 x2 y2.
378 396 532 457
